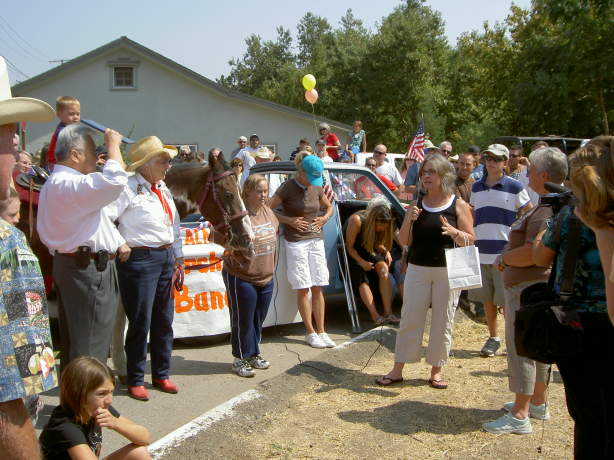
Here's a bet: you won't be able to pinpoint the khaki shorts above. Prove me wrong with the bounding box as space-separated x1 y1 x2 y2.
469 263 505 306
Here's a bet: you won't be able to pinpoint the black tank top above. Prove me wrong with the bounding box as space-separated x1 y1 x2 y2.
408 195 458 267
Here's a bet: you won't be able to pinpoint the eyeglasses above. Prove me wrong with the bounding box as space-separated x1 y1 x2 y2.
509 153 521 158
373 151 386 155
483 155 504 163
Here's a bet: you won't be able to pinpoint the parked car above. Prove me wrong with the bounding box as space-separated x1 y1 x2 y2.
250 161 407 333
493 136 589 154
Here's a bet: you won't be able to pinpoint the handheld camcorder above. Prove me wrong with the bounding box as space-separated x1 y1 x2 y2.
539 182 574 215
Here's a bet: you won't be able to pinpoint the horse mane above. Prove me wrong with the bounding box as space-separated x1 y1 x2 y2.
165 163 210 219
165 159 231 219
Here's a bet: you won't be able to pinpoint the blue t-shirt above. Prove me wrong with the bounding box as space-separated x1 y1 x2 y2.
542 206 606 313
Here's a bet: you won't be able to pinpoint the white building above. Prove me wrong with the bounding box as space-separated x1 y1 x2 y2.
12 36 350 158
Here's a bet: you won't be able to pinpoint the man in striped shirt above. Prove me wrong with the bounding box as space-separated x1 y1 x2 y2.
470 144 532 357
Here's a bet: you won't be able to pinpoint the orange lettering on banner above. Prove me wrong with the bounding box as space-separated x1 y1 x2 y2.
174 286 228 314
194 291 209 311
175 285 193 313
183 228 211 246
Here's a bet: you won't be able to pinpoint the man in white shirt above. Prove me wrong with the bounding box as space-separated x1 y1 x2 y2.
373 143 403 189
231 136 248 159
38 124 129 368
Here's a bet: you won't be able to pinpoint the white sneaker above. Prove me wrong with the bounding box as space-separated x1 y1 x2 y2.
502 401 551 420
232 358 255 378
318 332 336 348
483 412 533 434
305 333 326 348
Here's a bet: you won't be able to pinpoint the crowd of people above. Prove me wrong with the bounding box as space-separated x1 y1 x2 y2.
1 54 613 459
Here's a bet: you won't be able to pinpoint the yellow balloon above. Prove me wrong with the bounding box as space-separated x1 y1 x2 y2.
302 74 316 91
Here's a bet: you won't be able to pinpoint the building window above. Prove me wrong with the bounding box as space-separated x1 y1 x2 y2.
113 66 135 88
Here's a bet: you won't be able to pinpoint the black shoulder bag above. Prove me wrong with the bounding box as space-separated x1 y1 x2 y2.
514 212 584 364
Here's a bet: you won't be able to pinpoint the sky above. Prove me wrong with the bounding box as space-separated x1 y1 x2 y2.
3 0 531 86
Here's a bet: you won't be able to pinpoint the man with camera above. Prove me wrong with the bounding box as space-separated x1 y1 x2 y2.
38 124 130 370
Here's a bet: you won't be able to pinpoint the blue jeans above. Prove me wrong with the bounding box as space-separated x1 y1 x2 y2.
222 271 273 359
117 248 174 386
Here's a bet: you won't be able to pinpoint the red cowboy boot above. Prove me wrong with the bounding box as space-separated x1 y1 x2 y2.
128 385 149 401
152 378 178 394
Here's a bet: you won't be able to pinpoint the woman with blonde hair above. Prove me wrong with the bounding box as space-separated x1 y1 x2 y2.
345 197 398 325
569 136 614 325
377 154 474 388
223 174 278 377
269 152 335 348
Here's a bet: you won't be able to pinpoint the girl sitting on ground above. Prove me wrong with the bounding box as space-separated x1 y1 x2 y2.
39 356 151 460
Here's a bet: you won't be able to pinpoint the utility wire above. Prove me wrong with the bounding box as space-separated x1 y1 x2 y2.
0 14 51 61
0 21 47 63
4 56 29 79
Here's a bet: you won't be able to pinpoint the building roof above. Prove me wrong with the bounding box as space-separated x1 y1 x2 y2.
12 36 351 131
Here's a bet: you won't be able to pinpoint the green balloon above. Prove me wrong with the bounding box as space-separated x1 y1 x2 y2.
302 74 316 91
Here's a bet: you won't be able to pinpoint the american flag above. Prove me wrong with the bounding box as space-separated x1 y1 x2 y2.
407 120 425 162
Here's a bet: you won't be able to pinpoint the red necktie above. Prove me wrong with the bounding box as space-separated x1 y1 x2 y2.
151 183 173 222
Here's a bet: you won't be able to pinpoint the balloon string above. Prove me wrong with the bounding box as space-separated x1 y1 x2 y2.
311 103 318 140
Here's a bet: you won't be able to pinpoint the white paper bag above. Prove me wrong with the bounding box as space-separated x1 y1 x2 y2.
445 244 482 290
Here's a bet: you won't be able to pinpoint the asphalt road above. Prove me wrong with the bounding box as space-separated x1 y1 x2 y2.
35 294 394 457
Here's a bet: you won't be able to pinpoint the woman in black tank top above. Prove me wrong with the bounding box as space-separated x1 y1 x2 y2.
376 154 475 389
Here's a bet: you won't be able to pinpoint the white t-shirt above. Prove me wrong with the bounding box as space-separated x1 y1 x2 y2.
235 149 256 186
376 161 403 186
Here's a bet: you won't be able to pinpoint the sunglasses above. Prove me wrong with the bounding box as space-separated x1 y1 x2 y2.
441 149 452 154
510 153 521 158
373 151 386 155
366 163 376 168
483 155 505 163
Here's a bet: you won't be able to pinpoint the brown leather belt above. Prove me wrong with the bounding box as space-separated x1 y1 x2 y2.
57 251 117 260
131 243 172 250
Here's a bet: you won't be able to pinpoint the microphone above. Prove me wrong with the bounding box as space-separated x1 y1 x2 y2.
544 182 569 194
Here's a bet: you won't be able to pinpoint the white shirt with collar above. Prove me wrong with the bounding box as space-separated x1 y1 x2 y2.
110 173 183 258
376 161 403 186
37 159 128 254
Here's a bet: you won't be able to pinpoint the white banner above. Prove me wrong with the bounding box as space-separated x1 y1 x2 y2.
172 223 301 338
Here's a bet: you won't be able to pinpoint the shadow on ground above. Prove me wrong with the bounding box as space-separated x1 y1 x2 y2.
338 399 501 435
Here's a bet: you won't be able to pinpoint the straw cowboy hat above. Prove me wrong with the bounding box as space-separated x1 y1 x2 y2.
127 136 177 172
0 57 54 125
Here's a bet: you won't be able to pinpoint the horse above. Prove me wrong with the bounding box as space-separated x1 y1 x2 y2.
164 157 253 251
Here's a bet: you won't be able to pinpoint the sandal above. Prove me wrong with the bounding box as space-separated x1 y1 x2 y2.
374 316 387 326
385 313 401 324
375 375 404 386
428 378 448 389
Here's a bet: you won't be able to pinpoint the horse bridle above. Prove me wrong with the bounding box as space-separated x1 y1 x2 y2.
197 169 247 234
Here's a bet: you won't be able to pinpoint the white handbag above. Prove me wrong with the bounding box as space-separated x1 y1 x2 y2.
444 236 482 291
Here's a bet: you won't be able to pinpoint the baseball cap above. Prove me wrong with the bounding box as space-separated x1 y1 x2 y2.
424 139 437 150
482 144 510 160
238 136 247 142
301 155 324 186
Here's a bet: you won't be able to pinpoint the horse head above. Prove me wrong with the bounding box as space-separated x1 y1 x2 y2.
166 158 254 252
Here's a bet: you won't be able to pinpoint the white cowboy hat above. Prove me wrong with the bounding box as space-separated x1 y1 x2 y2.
127 136 177 172
0 57 54 125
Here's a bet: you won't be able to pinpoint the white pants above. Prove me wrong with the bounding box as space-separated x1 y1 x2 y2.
394 263 459 367
285 238 329 290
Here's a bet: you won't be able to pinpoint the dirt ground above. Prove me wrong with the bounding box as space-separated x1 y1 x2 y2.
166 313 574 459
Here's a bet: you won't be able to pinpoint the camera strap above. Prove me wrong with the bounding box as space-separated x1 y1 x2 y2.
557 211 582 303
